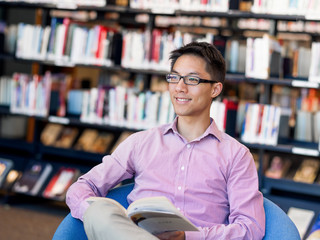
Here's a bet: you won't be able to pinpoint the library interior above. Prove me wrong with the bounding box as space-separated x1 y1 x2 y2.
0 0 320 239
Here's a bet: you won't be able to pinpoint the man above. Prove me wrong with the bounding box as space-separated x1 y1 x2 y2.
66 41 265 240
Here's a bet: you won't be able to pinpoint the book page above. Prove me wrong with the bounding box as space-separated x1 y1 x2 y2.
127 196 198 234
137 215 198 235
86 197 127 215
127 197 181 216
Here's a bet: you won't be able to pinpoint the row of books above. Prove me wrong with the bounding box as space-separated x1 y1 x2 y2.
251 0 320 19
270 86 320 113
0 158 79 201
13 19 123 67
79 86 175 129
265 156 320 185
245 34 320 82
40 124 135 154
240 103 282 146
153 15 320 34
7 17 320 81
0 0 106 7
0 76 12 106
130 0 229 12
270 86 320 143
5 19 212 71
9 72 52 117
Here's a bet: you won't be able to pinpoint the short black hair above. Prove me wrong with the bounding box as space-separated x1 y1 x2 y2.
169 41 226 84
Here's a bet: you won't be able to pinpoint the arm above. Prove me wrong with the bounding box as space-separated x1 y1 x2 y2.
186 148 265 240
66 135 137 221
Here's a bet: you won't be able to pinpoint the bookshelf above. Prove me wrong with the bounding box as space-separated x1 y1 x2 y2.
0 1 320 231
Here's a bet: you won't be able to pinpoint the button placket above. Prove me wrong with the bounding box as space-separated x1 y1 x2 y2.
174 143 192 212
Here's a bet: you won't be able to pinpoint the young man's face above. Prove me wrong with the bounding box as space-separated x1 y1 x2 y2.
168 54 222 119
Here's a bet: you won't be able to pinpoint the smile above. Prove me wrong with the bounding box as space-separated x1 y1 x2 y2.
176 98 191 102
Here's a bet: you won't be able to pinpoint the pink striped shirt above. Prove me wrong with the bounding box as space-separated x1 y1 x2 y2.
66 117 265 239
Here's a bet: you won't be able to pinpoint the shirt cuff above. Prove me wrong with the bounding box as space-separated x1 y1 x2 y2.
185 230 203 240
79 199 91 221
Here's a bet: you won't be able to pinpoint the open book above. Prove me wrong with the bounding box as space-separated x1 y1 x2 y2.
86 196 199 235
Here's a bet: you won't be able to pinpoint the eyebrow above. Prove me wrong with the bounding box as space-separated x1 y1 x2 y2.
171 70 200 76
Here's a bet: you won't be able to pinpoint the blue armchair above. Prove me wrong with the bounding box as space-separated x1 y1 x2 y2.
53 184 300 240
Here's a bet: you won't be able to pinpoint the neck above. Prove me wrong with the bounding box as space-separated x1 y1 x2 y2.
176 116 211 142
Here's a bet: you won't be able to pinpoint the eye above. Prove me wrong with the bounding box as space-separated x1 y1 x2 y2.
186 76 199 84
167 74 179 82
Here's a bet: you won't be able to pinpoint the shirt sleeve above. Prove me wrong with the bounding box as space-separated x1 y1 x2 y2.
66 134 138 221
185 147 265 240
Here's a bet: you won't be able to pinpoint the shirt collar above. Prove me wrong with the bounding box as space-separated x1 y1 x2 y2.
162 117 222 142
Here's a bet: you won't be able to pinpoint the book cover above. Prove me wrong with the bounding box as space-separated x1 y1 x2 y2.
74 129 99 152
43 167 80 201
265 156 291 179
0 158 14 188
86 196 199 235
40 123 63 146
1 169 22 190
12 161 53 196
90 133 114 154
287 207 315 239
293 159 320 184
54 127 79 149
306 213 320 240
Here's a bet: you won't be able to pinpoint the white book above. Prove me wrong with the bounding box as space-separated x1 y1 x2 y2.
294 110 313 142
40 26 51 60
126 90 137 126
86 196 198 235
88 88 98 123
238 44 247 73
210 100 226 132
308 42 320 82
80 90 90 122
158 91 171 125
241 103 253 143
115 86 127 126
54 24 67 60
167 101 176 124
314 111 320 143
107 88 116 124
258 105 269 144
245 38 254 78
298 47 311 78
147 92 160 127
266 106 281 146
70 27 88 64
287 207 314 239
230 40 239 73
15 23 25 58
136 92 146 124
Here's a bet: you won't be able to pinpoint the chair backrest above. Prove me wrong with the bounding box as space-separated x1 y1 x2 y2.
263 197 300 240
53 184 300 240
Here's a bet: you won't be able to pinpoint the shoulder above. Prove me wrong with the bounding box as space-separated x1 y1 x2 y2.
217 131 251 157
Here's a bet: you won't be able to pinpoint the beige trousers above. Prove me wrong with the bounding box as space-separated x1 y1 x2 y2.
83 200 158 240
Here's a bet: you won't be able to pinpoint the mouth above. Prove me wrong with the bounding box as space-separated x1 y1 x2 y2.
175 97 191 103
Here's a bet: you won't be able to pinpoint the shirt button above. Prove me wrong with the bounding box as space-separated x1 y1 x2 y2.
178 186 182 190
187 144 191 148
181 166 185 171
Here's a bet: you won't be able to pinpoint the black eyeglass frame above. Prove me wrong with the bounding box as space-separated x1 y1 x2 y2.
166 74 217 86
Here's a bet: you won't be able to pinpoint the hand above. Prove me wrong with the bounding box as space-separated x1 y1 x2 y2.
156 231 185 240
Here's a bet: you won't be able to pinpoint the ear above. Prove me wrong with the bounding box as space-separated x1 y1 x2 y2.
211 82 223 98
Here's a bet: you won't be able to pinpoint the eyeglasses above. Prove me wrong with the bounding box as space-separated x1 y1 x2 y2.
166 74 217 86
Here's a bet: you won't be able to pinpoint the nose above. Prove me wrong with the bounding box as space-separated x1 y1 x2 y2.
175 76 188 92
